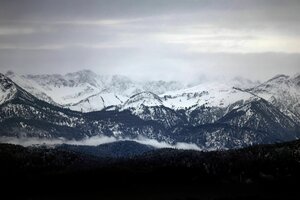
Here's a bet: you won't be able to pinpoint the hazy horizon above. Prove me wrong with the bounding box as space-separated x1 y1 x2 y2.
0 0 300 82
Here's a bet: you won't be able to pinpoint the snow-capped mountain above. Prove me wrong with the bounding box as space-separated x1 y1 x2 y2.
4 71 59 105
218 99 299 139
0 73 17 104
161 82 255 110
1 71 300 150
122 92 164 109
117 79 260 127
66 93 127 113
6 70 185 112
6 70 260 114
0 73 87 139
169 99 300 150
7 70 115 109
121 92 187 128
0 73 172 142
153 81 258 127
247 74 300 124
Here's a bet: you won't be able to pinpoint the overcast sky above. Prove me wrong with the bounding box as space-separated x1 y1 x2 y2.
0 0 299 82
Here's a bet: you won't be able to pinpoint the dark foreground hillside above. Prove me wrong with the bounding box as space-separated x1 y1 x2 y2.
1 140 300 199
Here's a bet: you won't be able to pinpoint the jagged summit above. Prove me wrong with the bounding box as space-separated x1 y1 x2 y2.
267 74 290 83
65 70 100 87
248 74 291 92
123 91 163 109
247 73 300 124
251 74 296 92
0 73 18 104
25 70 100 88
0 73 49 106
6 70 185 112
291 73 300 86
0 73 15 89
121 91 186 128
219 99 298 136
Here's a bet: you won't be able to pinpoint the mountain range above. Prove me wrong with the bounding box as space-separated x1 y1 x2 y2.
5 70 185 112
1 70 300 150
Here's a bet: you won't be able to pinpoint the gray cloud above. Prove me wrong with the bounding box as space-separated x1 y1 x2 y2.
0 135 201 151
0 0 299 81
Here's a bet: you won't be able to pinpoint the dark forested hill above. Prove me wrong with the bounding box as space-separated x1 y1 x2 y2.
57 140 155 158
1 140 300 199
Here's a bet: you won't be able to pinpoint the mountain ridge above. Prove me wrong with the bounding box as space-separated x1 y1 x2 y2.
1 71 300 150
6 70 186 112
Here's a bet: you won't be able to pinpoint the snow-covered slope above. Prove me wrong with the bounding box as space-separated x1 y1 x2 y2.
22 70 104 106
4 71 58 105
6 70 300 128
7 69 264 115
119 75 300 128
0 74 172 141
219 99 299 138
0 73 17 105
122 92 164 109
0 73 41 107
0 73 87 138
161 80 258 111
119 84 257 127
6 70 185 112
247 74 300 123
67 92 127 112
159 82 258 126
1 72 300 150
120 92 186 128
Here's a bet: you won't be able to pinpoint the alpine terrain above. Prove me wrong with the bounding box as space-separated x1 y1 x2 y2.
1 70 300 150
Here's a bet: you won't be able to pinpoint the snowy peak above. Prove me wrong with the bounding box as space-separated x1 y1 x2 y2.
251 74 293 93
123 92 163 109
67 92 127 112
291 73 300 87
0 73 39 106
247 74 300 123
64 70 100 87
106 75 136 94
121 91 186 128
1 70 300 150
4 70 300 123
5 71 58 105
0 73 15 90
24 69 100 88
0 73 17 104
162 82 256 110
18 71 104 105
267 74 290 83
6 70 186 112
219 99 299 138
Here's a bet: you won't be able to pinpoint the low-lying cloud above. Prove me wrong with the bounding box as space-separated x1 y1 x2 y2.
0 135 117 147
0 135 202 151
133 136 201 150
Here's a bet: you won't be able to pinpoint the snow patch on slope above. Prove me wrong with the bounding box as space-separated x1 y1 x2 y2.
68 93 127 112
162 82 255 110
123 92 164 109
